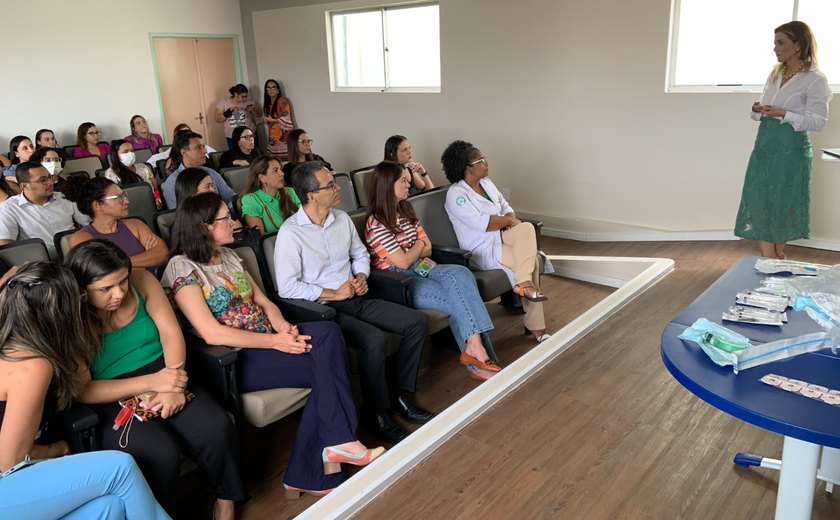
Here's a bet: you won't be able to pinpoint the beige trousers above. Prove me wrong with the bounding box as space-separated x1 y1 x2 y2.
500 222 545 332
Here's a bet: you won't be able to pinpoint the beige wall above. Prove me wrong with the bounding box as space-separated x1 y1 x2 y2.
2 0 246 151
250 0 840 246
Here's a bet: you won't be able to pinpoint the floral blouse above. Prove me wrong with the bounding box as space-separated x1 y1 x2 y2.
161 247 273 333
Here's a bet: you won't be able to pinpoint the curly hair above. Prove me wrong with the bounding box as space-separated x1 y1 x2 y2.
61 176 118 217
440 140 476 184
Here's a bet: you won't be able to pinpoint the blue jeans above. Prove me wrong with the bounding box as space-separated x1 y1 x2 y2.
0 450 169 519
391 263 496 363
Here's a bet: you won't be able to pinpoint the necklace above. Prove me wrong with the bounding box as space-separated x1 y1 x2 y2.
781 59 810 82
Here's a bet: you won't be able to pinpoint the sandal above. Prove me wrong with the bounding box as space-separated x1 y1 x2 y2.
514 282 548 302
524 328 551 343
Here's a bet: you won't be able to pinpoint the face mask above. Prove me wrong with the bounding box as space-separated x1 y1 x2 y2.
43 161 62 176
119 152 136 167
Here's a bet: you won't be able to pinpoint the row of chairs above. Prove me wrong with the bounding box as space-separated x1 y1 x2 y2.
59 147 155 178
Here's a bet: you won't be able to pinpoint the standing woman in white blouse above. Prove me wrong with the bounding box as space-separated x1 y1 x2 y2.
735 21 832 259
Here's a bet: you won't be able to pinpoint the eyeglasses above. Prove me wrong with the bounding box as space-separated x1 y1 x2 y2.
240 134 255 140
298 139 313 145
468 157 488 166
313 180 338 192
42 157 62 163
213 213 233 223
102 193 129 201
28 176 55 185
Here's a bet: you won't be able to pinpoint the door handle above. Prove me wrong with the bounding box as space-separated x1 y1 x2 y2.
195 112 204 124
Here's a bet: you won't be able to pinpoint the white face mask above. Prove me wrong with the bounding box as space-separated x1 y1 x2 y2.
43 161 63 176
119 151 136 167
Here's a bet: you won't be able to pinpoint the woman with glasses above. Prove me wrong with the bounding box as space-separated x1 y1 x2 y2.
283 129 332 188
263 79 295 158
240 155 300 234
218 126 258 169
63 176 168 270
104 139 162 209
162 192 384 498
65 240 246 519
74 123 109 161
442 140 549 343
215 84 262 150
384 135 435 195
365 161 500 381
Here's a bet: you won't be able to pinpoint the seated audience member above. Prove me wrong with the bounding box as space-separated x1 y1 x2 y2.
146 123 217 166
365 161 499 381
35 128 59 149
263 79 295 158
219 126 259 169
62 176 168 270
0 154 9 169
0 161 90 257
0 262 169 520
74 123 109 161
174 167 218 206
0 177 13 205
4 135 36 194
282 129 332 188
162 192 383 497
104 139 162 209
442 140 549 342
124 115 164 153
31 147 64 177
65 240 246 518
162 131 234 209
275 161 432 442
240 155 300 234
384 135 435 195
215 84 262 150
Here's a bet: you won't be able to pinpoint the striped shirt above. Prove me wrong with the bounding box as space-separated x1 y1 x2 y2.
365 215 427 270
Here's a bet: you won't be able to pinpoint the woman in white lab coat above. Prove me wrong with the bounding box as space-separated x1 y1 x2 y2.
441 140 548 342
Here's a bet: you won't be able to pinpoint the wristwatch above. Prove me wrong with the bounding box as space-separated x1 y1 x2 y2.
419 171 428 177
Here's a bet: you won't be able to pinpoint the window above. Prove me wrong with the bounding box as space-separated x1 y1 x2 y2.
667 0 840 92
328 3 440 92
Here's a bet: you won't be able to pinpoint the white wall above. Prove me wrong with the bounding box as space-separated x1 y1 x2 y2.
1 0 247 151
250 0 840 245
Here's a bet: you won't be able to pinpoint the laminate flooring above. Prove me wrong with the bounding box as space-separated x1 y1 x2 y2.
176 238 840 519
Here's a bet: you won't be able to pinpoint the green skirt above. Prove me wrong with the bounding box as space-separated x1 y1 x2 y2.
734 117 812 243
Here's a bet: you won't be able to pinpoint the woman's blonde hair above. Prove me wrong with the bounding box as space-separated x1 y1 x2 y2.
773 21 818 77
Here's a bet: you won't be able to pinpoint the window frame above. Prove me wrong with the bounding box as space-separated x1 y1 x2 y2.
326 1 441 94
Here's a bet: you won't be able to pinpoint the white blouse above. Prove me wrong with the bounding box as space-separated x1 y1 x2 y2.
750 65 832 132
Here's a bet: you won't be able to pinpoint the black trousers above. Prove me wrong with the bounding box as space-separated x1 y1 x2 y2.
325 296 427 411
91 357 248 512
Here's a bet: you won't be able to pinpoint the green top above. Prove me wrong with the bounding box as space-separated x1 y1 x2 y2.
91 286 163 380
240 188 301 234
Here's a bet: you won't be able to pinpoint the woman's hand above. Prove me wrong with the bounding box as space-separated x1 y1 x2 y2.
272 324 312 354
145 362 188 394
752 101 764 113
407 161 426 175
233 159 249 167
145 391 186 419
760 105 786 118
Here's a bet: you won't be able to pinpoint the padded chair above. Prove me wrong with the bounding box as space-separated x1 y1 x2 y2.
62 156 102 178
209 151 225 171
408 187 543 306
334 173 359 212
185 245 310 428
94 168 107 178
53 228 78 262
0 238 50 265
155 209 177 246
157 144 172 154
123 182 156 226
155 158 168 181
220 166 249 195
63 145 78 157
350 165 376 207
255 123 269 155
133 147 153 165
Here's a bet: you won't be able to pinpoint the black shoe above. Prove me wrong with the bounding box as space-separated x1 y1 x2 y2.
391 394 435 424
363 410 409 443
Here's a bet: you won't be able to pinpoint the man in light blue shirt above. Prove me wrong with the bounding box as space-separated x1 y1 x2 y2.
161 132 235 209
275 161 433 443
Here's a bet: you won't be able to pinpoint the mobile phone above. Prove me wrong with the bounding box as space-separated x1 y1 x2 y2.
414 257 437 277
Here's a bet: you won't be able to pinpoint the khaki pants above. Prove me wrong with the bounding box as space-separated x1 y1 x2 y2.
501 222 545 332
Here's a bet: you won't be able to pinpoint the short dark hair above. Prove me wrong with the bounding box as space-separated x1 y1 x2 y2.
440 140 477 184
292 161 328 204
15 161 45 184
168 131 203 174
228 83 248 96
31 147 62 165
171 191 226 264
175 167 211 206
384 135 407 162
61 176 117 217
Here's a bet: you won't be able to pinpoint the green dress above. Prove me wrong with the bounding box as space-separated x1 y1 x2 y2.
734 117 812 243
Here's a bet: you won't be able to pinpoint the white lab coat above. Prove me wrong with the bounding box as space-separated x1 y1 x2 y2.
445 178 516 286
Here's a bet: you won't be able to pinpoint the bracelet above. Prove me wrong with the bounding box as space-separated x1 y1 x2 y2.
420 171 428 177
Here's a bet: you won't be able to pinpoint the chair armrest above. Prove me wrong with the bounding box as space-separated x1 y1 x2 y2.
52 404 99 453
367 269 411 305
431 245 472 266
273 297 337 323
185 335 240 419
521 218 543 250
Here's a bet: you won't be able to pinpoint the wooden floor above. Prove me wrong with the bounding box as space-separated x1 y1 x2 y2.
177 238 840 519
